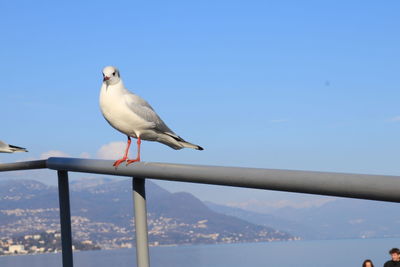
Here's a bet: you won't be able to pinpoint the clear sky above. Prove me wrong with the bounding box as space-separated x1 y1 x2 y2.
1 1 400 209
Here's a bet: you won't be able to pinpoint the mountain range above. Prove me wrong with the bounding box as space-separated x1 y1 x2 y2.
1 177 399 247
207 196 400 240
0 179 293 248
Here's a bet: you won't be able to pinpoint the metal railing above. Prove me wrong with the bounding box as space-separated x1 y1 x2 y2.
1 157 400 267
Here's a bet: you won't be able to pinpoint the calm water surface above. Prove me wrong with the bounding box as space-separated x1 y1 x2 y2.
1 238 399 267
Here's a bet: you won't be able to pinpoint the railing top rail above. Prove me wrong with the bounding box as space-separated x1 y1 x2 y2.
1 157 400 203
0 159 47 171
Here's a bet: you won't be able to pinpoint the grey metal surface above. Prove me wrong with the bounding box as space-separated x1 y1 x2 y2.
0 160 47 172
132 178 150 267
47 157 400 203
58 171 74 267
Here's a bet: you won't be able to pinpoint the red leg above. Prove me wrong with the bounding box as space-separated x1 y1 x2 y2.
127 137 141 165
113 136 131 168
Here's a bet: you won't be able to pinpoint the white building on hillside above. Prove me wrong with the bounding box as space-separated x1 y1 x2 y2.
8 245 26 254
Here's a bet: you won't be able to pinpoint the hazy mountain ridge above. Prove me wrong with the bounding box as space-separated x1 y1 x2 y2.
207 197 400 240
205 201 318 239
270 198 400 239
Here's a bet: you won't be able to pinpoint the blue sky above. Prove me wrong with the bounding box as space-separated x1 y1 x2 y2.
1 1 400 209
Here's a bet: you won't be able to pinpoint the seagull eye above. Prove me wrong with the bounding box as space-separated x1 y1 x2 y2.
102 73 105 77
112 72 116 76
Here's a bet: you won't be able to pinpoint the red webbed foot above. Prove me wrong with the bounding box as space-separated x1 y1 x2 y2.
113 157 128 168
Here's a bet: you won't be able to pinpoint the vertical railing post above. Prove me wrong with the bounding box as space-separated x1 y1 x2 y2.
132 177 150 267
57 170 74 267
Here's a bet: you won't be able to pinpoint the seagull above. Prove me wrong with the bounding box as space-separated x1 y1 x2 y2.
99 66 203 167
0 140 28 153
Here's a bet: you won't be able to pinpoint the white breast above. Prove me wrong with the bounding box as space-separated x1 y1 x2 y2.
99 83 150 137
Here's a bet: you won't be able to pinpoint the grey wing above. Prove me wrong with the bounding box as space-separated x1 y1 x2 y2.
0 140 8 148
124 93 176 134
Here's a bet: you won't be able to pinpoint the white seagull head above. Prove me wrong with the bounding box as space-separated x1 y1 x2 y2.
102 66 121 86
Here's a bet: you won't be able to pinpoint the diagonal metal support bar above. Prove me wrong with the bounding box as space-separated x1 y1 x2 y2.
47 157 400 203
132 177 150 267
57 170 74 267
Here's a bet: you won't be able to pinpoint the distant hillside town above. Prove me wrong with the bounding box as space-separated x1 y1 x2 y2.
0 230 99 256
0 179 296 255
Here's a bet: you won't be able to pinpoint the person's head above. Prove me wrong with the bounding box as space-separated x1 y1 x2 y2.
362 259 374 267
389 248 400 261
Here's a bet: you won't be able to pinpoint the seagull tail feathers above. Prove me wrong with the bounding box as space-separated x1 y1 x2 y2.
161 132 204 150
179 141 204 151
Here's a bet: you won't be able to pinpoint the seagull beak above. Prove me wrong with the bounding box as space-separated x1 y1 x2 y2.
103 76 110 81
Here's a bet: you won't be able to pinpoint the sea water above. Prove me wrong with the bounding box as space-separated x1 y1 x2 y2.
1 238 398 267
